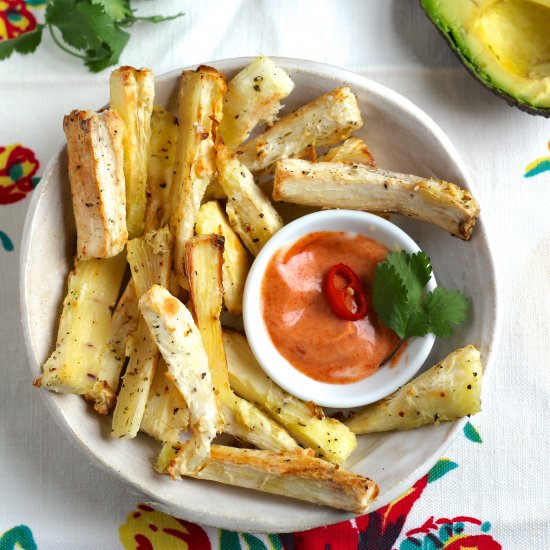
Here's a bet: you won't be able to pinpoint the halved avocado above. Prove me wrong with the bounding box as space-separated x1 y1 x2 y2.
421 0 550 116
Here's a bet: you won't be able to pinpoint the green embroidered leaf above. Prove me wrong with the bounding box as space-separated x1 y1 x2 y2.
267 534 283 550
463 420 482 443
242 533 268 550
219 530 242 550
427 457 458 483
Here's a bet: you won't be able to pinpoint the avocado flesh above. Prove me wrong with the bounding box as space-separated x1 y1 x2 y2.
422 0 550 116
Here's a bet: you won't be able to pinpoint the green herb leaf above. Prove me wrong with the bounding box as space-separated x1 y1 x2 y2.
91 0 132 21
385 251 431 305
421 287 469 337
46 0 112 51
3 0 184 72
372 262 410 339
0 26 44 60
373 251 468 339
84 27 130 72
121 11 185 26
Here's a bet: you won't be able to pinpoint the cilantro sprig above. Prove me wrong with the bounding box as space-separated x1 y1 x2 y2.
0 0 183 72
372 251 469 339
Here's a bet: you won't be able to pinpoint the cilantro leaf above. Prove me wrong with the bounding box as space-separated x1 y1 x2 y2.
421 287 469 337
404 307 430 338
91 0 132 21
372 262 410 339
385 251 431 305
0 26 44 60
372 251 468 339
46 0 111 51
2 0 183 72
84 27 130 72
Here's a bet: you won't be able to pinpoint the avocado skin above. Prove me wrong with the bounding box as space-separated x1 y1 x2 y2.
420 0 550 118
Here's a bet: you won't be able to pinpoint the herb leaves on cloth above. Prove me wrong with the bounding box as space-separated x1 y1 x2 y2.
372 251 469 339
0 0 183 72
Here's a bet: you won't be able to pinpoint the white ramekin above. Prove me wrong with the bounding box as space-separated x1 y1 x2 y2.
243 209 436 408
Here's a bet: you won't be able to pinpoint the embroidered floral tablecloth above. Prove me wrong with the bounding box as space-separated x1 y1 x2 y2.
1 1 549 548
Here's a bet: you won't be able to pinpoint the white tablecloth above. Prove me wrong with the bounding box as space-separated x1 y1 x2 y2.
1 1 549 548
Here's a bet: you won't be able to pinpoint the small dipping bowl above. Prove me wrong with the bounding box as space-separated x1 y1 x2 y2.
243 210 436 408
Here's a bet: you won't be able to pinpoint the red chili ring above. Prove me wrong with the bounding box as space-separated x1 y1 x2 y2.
323 263 368 321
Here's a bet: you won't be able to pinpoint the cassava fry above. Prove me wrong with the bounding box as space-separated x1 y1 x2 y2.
186 235 300 452
194 201 250 315
219 55 294 149
346 346 482 434
168 66 226 285
37 253 127 395
157 444 379 514
139 285 221 472
145 106 178 232
111 228 171 438
110 66 155 239
216 143 283 256
239 86 363 172
140 357 190 442
320 137 376 166
63 110 127 260
86 279 139 414
273 159 480 239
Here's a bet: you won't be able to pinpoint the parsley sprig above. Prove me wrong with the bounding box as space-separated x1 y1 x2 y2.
372 251 469 339
0 0 183 72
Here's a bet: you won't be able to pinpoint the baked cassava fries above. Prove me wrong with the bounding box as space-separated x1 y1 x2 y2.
157 444 379 514
239 86 363 173
219 55 295 150
111 228 172 438
273 159 480 239
37 253 127 395
139 284 222 473
110 66 155 239
169 65 227 286
140 357 190 442
63 110 127 260
346 346 483 434
86 279 139 414
185 235 301 453
216 141 283 256
37 58 486 516
194 201 250 315
145 106 179 232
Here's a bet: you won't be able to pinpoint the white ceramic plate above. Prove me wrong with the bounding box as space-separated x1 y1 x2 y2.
20 57 498 533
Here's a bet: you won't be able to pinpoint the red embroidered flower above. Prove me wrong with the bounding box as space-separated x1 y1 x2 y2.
0 144 40 205
0 0 37 40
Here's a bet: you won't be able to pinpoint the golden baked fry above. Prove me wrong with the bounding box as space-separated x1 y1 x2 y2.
346 345 482 434
186 235 301 453
273 159 480 239
157 444 379 514
219 55 294 149
238 86 363 173
110 66 155 239
139 284 222 473
63 109 127 260
111 228 172 439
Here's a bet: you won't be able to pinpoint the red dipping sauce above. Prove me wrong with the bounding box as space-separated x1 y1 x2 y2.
261 231 400 384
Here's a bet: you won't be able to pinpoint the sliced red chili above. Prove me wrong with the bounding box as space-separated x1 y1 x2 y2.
323 263 368 321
